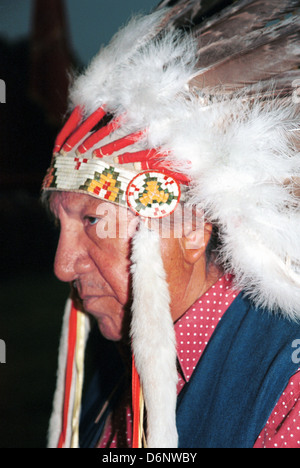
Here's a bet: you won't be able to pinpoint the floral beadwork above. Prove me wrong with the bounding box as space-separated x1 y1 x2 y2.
80 167 125 204
126 171 181 218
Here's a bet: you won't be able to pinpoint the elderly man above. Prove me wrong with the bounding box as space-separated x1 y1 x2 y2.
43 2 300 449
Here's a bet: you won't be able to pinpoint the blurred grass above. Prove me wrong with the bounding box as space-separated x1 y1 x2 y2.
0 269 69 447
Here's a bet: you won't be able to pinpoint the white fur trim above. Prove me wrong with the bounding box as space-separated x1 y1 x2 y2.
130 222 178 448
48 299 72 448
47 301 90 448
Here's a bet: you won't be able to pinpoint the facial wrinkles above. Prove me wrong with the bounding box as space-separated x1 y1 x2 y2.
61 193 131 305
88 202 136 305
51 194 107 293
49 193 135 341
88 233 132 306
75 241 120 302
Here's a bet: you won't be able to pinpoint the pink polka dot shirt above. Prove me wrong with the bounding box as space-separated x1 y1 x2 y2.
97 274 300 448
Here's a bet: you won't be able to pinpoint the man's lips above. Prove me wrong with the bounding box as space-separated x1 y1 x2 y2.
80 294 105 303
75 281 121 308
81 295 104 313
76 281 107 300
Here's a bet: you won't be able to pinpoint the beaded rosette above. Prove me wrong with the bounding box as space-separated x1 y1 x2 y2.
127 171 181 218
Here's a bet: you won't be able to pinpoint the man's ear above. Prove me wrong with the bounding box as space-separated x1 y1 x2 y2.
180 223 213 265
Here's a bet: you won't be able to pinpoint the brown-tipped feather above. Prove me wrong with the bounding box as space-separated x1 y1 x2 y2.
156 0 236 27
190 31 300 92
156 0 300 99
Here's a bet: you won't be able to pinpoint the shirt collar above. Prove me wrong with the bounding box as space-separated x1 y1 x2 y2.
174 274 240 384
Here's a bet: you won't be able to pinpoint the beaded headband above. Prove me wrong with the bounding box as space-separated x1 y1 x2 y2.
43 105 189 219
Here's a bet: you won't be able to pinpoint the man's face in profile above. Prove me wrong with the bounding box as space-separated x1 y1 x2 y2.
49 191 139 341
49 191 209 342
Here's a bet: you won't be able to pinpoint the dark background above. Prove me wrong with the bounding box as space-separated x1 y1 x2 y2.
0 0 156 448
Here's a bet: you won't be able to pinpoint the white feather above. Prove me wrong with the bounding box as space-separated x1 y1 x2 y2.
110 29 197 129
159 96 300 319
70 10 167 116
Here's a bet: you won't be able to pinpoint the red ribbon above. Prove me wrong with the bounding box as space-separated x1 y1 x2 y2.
57 303 78 448
132 356 142 449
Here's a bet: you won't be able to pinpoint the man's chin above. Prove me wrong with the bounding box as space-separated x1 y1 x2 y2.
81 294 130 341
82 298 125 341
97 318 123 342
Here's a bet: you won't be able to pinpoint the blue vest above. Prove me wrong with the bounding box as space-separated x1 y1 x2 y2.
79 294 300 448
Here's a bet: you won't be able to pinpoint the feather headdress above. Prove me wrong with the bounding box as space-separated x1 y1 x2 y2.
43 0 300 449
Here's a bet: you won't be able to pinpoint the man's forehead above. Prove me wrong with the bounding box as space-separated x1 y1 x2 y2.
50 191 93 213
49 191 132 219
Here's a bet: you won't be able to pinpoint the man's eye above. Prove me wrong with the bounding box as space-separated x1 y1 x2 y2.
85 216 100 226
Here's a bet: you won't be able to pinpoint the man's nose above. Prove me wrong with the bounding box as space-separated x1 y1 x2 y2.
54 228 91 283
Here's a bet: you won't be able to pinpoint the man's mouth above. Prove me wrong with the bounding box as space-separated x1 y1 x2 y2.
75 279 107 299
